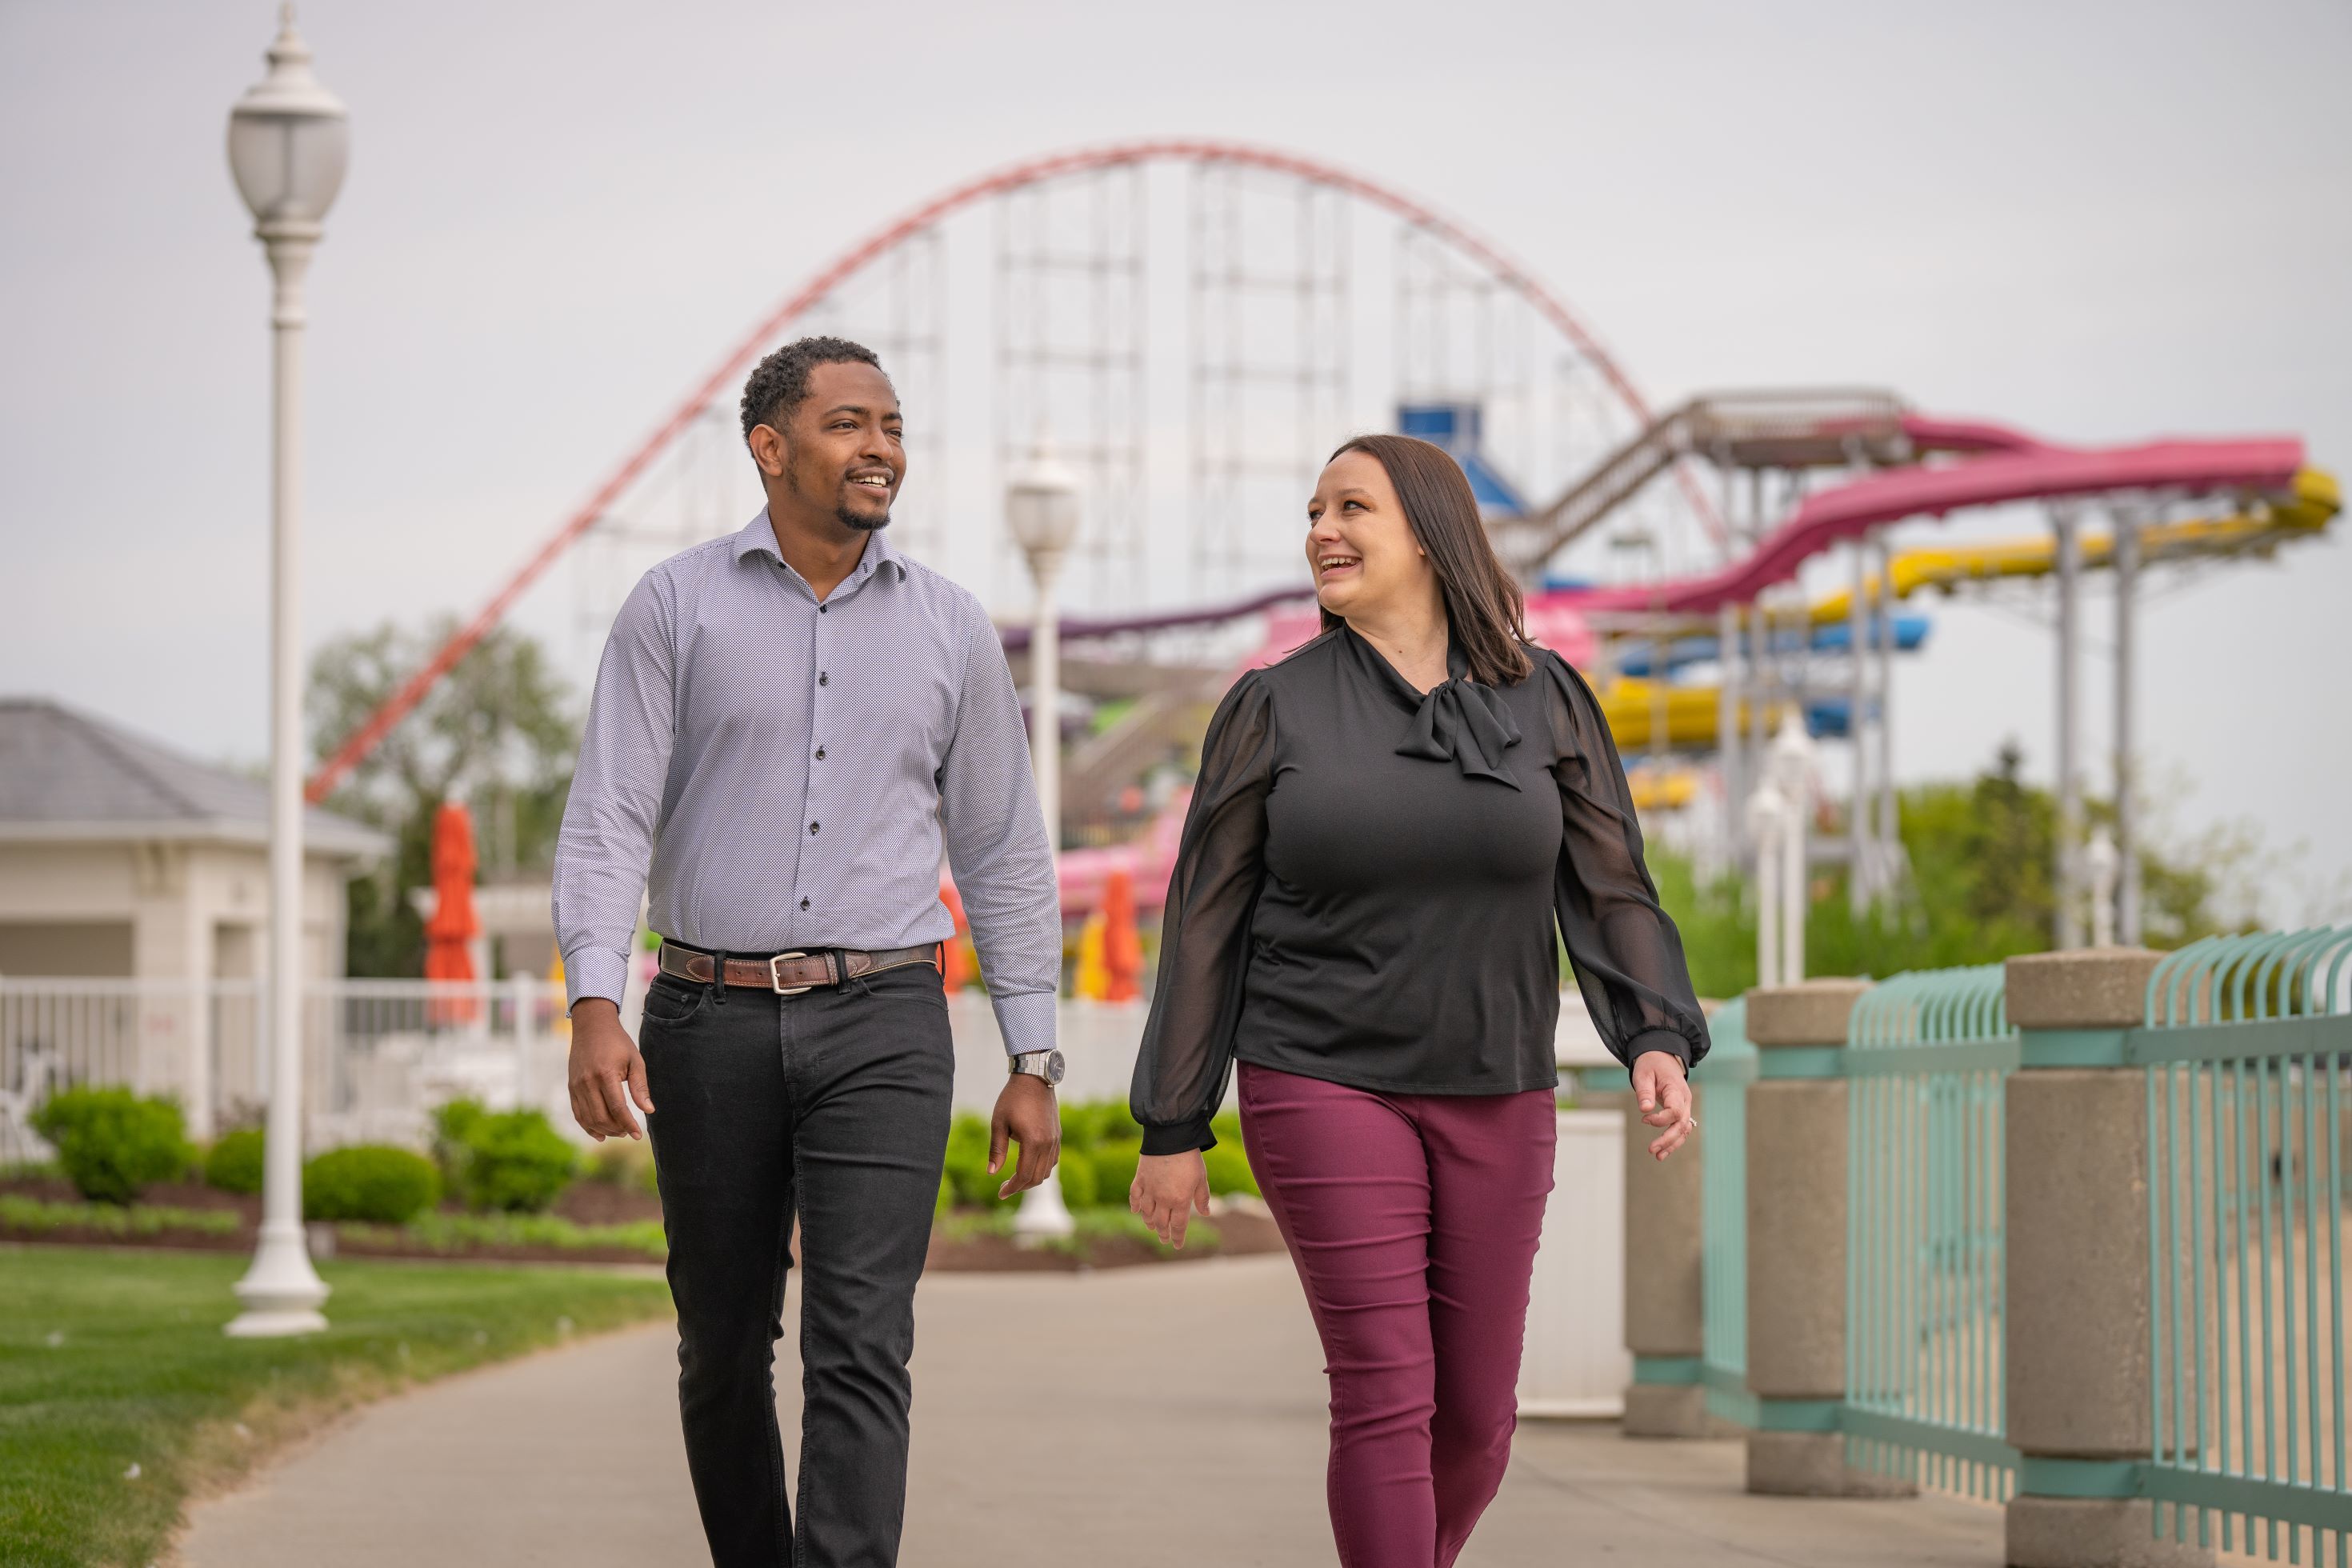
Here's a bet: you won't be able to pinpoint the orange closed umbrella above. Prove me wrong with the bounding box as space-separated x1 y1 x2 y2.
423 801 481 1022
1102 866 1142 1003
939 878 973 990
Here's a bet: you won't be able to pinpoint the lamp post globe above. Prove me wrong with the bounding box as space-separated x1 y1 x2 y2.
1006 434 1081 1245
228 6 349 238
224 4 345 1339
1006 434 1082 566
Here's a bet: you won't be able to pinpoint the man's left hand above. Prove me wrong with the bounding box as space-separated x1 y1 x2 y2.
990 1073 1061 1198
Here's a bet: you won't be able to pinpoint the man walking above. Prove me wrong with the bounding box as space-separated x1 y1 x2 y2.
554 336 1066 1567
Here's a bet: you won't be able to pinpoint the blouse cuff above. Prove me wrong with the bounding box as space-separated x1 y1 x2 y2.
1140 1117 1217 1157
1625 1028 1693 1074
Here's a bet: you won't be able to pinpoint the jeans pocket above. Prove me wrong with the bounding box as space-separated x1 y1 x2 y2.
642 976 709 1027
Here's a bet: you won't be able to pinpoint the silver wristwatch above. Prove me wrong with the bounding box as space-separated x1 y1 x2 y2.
1009 1049 1066 1086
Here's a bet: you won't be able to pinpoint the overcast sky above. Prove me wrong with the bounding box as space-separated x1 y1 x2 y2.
4 0 2347 917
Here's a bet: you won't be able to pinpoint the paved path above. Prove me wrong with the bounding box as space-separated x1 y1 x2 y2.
181 1257 2004 1566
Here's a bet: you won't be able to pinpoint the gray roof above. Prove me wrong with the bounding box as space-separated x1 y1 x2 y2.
0 698 390 860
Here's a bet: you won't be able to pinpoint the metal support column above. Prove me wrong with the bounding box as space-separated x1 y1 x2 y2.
2052 506 2083 950
2112 502 2142 946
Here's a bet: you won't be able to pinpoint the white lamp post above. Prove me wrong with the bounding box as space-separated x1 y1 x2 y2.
225 5 347 1338
1769 714 1815 986
1006 433 1081 1243
1746 783 1785 990
2083 826 2119 950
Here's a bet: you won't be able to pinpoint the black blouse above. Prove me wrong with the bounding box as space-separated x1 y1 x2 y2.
1129 624 1710 1156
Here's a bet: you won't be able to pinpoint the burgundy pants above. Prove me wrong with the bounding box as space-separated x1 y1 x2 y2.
1238 1061 1558 1568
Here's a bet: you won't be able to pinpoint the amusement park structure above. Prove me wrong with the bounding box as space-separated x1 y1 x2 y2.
306 141 2341 958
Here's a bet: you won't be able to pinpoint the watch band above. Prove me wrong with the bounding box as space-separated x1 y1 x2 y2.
1009 1049 1062 1084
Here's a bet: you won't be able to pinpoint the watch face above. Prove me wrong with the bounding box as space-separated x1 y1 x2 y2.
1045 1050 1066 1086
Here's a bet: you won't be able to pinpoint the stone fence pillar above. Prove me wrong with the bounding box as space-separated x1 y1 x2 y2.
2005 949 2209 1568
1744 979 1906 1495
1622 1090 1705 1436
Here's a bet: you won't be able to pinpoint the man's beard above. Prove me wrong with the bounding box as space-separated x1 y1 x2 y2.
836 506 891 533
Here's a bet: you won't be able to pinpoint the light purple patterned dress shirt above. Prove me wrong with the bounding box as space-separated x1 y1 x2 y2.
552 511 1060 1057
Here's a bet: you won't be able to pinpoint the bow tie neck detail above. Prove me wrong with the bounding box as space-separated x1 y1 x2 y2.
1397 675 1523 788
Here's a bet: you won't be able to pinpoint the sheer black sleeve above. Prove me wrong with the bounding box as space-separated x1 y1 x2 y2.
1540 650 1710 1073
1130 672 1277 1155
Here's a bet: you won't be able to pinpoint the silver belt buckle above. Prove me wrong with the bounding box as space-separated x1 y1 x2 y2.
769 951 817 997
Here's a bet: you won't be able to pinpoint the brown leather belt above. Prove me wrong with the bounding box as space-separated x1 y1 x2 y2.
658 940 941 997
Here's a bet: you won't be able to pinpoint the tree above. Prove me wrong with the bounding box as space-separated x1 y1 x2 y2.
1653 742 2263 999
310 619 578 977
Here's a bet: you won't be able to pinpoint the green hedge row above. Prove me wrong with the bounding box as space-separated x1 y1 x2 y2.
936 1098 1258 1213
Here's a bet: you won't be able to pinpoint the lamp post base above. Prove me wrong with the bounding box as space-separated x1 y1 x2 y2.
1011 1168 1076 1244
226 1224 331 1338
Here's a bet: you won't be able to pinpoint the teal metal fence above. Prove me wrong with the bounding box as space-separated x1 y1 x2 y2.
1699 997 1758 1426
2143 926 2352 1562
1843 965 2022 1499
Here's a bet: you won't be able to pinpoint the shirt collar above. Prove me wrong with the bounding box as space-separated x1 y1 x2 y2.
732 509 910 586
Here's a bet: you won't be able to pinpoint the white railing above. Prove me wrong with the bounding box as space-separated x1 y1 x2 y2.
0 975 586 1163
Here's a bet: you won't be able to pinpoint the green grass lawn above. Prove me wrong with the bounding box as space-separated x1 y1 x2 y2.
0 1245 672 1568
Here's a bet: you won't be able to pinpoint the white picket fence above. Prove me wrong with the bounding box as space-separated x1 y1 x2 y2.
0 975 582 1162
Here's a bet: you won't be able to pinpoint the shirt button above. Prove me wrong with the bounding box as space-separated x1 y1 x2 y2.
814 747 826 761
800 898 811 911
819 604 829 614
818 673 829 686
810 822 821 834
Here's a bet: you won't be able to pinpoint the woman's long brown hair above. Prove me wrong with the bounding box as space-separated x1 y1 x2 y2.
1321 433 1534 686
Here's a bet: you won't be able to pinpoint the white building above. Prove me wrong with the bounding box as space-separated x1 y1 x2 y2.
0 698 387 983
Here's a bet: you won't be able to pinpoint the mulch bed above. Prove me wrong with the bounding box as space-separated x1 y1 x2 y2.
0 1176 1287 1271
924 1207 1286 1272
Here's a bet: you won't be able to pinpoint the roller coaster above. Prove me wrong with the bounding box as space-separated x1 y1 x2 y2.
296 140 2340 937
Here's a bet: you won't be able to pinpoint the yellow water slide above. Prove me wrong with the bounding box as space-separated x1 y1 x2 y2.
1599 470 2339 760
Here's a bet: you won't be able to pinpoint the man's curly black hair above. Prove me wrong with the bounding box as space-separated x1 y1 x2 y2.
738 335 887 445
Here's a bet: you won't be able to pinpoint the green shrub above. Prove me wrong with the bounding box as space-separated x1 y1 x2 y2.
942 1113 998 1208
1210 1110 1244 1151
1202 1141 1258 1198
29 1087 193 1205
338 1210 667 1261
203 1127 266 1194
584 1138 658 1195
450 1110 578 1214
1090 1138 1142 1210
303 1145 441 1223
1053 1146 1097 1209
1058 1098 1142 1152
942 1112 1019 1210
0 1194 240 1239
429 1098 578 1214
429 1098 489 1181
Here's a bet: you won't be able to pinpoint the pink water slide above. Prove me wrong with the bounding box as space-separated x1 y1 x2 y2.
1553 417 2306 618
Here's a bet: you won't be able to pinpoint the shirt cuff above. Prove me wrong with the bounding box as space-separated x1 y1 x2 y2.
1141 1117 1216 1156
564 947 630 1014
1624 1028 1692 1074
990 988 1058 1059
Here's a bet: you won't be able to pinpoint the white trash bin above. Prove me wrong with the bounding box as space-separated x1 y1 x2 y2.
1518 993 1630 1418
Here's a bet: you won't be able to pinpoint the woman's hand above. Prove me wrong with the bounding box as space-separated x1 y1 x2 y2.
1131 1151 1213 1247
1633 1050 1697 1161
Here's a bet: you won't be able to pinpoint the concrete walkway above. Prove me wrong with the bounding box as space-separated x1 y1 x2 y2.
181 1256 2004 1566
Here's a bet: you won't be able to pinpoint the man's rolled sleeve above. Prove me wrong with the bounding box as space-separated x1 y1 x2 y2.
552 570 677 1017
937 606 1062 1057
562 946 632 1014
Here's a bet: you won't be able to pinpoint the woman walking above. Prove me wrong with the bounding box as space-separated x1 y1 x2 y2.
1129 433 1708 1568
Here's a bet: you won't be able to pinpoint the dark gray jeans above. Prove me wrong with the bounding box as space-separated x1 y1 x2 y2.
638 958 953 1568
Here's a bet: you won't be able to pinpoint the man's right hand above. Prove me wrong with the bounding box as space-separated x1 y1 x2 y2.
568 998 654 1141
